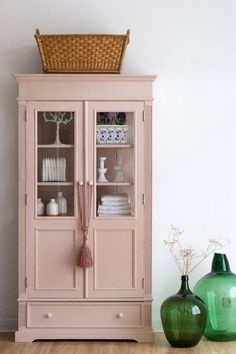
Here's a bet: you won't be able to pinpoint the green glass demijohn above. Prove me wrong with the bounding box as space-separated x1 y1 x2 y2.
160 275 207 348
194 253 236 341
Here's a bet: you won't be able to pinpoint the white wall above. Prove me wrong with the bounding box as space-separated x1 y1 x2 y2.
1 0 236 331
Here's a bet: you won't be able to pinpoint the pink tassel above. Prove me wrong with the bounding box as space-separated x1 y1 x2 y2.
79 245 93 268
78 183 93 268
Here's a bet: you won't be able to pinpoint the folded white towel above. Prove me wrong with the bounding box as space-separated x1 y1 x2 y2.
101 193 129 202
98 204 131 212
102 200 130 206
98 210 131 216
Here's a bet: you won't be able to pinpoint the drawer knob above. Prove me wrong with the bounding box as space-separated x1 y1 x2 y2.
117 312 124 318
46 312 52 318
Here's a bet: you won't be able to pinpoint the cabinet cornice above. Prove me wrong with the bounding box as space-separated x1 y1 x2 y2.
15 74 156 101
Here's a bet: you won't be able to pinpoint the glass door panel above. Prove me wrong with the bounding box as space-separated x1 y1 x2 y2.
37 111 75 217
96 111 135 218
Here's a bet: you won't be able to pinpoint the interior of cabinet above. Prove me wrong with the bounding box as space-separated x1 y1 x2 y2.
37 186 75 216
36 111 75 217
37 112 74 145
95 111 135 218
96 148 133 183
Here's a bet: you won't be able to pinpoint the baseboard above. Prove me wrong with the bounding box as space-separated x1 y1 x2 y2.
152 318 163 332
0 318 163 333
0 319 17 331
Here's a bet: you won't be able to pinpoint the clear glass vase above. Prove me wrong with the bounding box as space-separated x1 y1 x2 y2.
161 275 207 347
194 253 236 341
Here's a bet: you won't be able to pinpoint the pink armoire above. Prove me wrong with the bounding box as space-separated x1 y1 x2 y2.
15 74 155 342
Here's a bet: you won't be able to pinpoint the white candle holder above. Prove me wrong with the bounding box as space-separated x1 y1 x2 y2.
97 157 108 182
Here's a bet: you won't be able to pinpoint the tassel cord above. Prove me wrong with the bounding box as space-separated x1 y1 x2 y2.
78 183 93 267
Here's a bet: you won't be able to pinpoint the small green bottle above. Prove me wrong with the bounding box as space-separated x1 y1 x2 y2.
194 253 236 341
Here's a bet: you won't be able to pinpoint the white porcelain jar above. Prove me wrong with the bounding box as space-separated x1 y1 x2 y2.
46 199 59 216
37 198 45 216
56 192 67 216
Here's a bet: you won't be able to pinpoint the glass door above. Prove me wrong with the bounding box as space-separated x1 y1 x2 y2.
87 101 145 298
26 102 84 298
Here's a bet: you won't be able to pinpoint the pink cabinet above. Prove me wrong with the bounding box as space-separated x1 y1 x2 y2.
15 74 155 342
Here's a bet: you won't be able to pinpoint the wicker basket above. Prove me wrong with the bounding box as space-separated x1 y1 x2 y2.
35 29 130 74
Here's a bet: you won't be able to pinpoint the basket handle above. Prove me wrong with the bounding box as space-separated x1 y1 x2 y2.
126 29 130 44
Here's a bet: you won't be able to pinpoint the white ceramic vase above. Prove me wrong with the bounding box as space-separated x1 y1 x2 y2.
46 199 59 216
37 198 45 216
56 192 67 216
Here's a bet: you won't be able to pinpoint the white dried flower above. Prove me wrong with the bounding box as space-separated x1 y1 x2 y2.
164 226 230 275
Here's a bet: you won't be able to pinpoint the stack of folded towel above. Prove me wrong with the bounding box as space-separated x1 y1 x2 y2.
98 193 132 216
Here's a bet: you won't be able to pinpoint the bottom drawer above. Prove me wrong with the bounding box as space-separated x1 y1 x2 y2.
27 302 143 328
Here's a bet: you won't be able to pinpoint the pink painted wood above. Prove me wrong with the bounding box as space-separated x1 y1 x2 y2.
15 74 156 342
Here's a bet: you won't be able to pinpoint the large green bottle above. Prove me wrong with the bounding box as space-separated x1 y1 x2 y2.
161 275 207 347
194 253 236 341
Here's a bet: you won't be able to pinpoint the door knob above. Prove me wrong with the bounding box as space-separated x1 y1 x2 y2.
117 312 124 318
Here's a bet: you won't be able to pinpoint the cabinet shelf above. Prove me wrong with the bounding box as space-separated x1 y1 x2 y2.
96 144 133 149
37 144 74 148
96 181 132 186
38 182 73 186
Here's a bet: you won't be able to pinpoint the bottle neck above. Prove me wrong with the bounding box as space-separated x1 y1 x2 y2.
177 275 192 296
211 253 231 273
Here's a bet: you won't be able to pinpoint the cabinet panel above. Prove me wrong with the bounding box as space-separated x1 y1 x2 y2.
35 229 76 290
88 224 144 298
27 221 83 298
94 229 135 290
27 302 143 328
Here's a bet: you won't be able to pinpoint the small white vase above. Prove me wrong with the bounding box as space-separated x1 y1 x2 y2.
56 192 67 216
37 198 45 216
46 199 58 216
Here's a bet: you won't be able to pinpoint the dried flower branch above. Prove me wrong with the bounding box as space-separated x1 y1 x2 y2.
164 225 230 275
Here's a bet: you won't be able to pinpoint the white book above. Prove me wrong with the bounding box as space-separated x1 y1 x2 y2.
55 158 57 181
48 159 51 181
41 159 45 182
52 159 55 181
59 158 62 182
64 158 66 182
57 158 60 181
45 158 50 181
